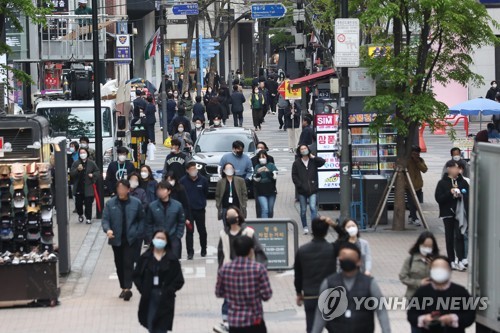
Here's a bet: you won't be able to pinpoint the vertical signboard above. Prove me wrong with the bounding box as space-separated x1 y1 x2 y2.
315 113 340 189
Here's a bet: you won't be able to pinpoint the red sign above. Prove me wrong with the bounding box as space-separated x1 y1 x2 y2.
315 114 339 132
0 137 3 150
278 81 286 98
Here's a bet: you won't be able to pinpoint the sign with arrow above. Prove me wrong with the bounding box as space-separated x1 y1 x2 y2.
172 3 199 15
251 3 287 19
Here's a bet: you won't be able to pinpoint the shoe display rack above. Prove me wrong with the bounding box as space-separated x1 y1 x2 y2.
0 163 59 303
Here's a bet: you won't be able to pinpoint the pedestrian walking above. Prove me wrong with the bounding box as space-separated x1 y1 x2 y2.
215 163 248 225
168 106 191 137
407 146 428 226
407 256 475 333
146 181 185 258
294 216 343 333
204 86 216 106
259 80 269 123
218 88 230 125
180 91 193 121
166 92 177 132
79 136 96 160
144 95 157 143
285 100 301 153
251 141 275 218
105 146 136 196
265 75 279 115
485 80 499 100
207 97 224 126
102 179 145 301
70 147 100 224
252 150 278 218
161 138 188 181
312 242 392 333
219 140 253 187
298 114 314 146
133 90 147 119
291 144 326 234
180 162 209 259
192 95 205 122
215 234 271 333
140 165 158 203
128 172 149 211
134 229 184 333
435 160 469 271
211 115 223 128
277 94 288 131
191 118 205 143
177 74 184 92
338 218 372 275
399 231 439 333
441 147 470 178
230 84 246 127
250 86 264 131
172 122 193 153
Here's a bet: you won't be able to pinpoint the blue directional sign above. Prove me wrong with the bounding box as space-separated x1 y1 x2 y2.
251 3 287 19
172 3 199 15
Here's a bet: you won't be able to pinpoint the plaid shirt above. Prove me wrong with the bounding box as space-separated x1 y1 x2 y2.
215 256 273 328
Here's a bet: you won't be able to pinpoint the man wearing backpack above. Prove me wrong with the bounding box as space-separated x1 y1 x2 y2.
250 86 264 131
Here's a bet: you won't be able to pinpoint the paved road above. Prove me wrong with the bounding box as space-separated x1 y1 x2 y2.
0 92 477 333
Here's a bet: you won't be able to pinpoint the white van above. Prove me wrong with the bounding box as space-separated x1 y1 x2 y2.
35 99 123 168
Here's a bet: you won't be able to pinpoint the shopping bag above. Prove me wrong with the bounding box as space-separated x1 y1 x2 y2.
147 142 156 161
163 136 172 148
93 183 102 213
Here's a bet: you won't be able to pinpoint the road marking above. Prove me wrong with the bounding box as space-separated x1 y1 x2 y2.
182 266 207 279
109 273 118 280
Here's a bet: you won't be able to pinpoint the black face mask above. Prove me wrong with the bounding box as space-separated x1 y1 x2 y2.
234 151 243 157
339 259 358 272
227 217 238 225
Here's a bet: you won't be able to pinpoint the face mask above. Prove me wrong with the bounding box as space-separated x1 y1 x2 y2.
140 171 149 179
430 267 451 284
69 147 75 153
189 170 198 178
80 143 88 148
174 93 178 97
171 148 177 154
339 259 358 272
419 246 433 256
493 84 498 88
233 151 243 157
195 123 202 129
254 90 259 94
178 127 184 133
168 180 176 187
152 238 167 250
184 94 189 98
452 155 461 162
259 158 267 165
129 180 139 189
225 169 234 176
301 149 309 156
118 155 126 162
346 226 358 237
227 217 238 225
80 153 88 160
214 121 221 126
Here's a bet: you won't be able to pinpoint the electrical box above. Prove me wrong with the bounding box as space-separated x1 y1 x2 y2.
294 33 305 46
330 78 339 94
294 49 306 62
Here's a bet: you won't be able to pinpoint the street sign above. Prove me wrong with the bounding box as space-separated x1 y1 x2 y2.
285 80 302 100
334 18 360 67
173 57 180 68
172 3 199 15
251 3 287 19
348 67 376 97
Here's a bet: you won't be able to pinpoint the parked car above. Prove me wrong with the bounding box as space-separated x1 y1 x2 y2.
191 127 259 195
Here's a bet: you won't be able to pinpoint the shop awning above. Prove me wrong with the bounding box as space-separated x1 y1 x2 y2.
289 68 335 88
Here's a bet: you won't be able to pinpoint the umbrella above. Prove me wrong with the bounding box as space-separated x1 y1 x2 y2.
126 78 157 92
449 97 500 116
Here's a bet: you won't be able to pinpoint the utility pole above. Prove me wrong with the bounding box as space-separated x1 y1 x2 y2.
339 0 351 222
227 0 231 83
196 13 202 96
159 4 168 140
91 0 103 218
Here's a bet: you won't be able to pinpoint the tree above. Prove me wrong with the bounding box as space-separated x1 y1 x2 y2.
350 0 498 230
0 1 50 88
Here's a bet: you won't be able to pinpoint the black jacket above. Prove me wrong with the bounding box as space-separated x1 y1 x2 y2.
285 102 301 129
206 102 223 121
133 97 147 118
486 87 499 100
203 90 216 105
169 115 191 136
434 174 469 218
145 102 156 125
162 152 187 180
265 79 279 96
170 185 192 222
133 250 184 331
105 161 135 195
298 125 315 146
230 91 246 113
192 102 205 121
291 156 326 196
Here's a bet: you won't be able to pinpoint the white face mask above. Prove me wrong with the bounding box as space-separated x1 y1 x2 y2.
118 155 126 162
178 127 184 133
452 155 461 162
80 143 88 148
168 180 175 187
140 171 149 179
214 120 221 126
493 84 498 88
419 245 433 256
130 180 139 189
189 170 198 178
80 153 88 160
346 226 358 237
195 123 202 129
225 169 234 176
259 158 267 165
430 267 451 284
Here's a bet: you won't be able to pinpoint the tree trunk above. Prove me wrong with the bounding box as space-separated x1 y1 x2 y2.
182 17 197 93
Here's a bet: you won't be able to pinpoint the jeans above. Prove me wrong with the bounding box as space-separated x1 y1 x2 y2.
75 194 94 220
304 299 318 333
407 189 423 220
232 112 243 127
443 217 465 262
278 108 286 129
186 208 207 256
229 322 267 333
222 298 228 321
298 194 317 228
257 195 276 218
252 108 262 129
112 240 141 289
464 230 469 259
146 124 156 143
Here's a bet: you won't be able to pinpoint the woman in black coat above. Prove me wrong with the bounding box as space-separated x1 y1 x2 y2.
134 230 184 333
206 97 223 126
217 88 230 125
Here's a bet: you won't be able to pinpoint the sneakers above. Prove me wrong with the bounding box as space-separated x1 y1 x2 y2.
408 217 421 226
303 226 309 235
451 261 466 271
413 218 422 227
201 249 207 257
86 219 92 225
213 322 229 333
462 259 469 267
78 216 84 223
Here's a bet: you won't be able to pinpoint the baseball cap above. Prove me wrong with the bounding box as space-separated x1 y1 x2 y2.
27 205 40 214
1 191 11 203
13 190 26 209
26 178 39 190
1 205 11 217
0 165 10 176
11 163 25 180
27 230 41 241
41 206 53 220
14 232 26 242
41 226 54 238
12 178 25 190
26 162 38 177
27 189 39 203
38 177 52 189
0 178 11 189
37 163 51 176
40 191 53 205
0 228 13 240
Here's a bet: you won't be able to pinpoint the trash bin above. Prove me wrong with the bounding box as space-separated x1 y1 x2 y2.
363 175 388 226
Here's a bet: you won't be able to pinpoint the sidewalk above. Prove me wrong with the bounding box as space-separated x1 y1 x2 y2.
0 96 476 333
